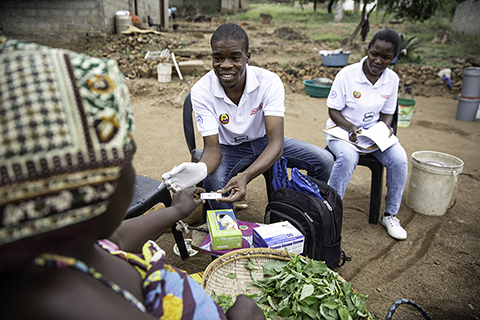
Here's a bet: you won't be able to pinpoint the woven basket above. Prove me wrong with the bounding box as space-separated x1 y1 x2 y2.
202 248 290 297
201 248 370 319
201 248 346 297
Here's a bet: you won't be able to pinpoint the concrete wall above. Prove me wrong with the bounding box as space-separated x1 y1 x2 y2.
452 0 480 35
169 0 221 9
0 0 105 48
168 0 248 15
0 0 162 50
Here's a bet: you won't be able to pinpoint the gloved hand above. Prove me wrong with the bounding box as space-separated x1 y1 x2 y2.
161 162 207 192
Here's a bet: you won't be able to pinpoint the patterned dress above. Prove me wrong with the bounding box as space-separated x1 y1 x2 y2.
33 240 227 320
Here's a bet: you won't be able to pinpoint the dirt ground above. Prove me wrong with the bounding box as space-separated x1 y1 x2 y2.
127 23 480 320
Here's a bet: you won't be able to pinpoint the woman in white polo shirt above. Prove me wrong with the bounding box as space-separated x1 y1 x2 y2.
325 29 409 240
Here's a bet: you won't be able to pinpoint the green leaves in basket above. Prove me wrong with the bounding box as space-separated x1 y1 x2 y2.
245 258 256 271
251 254 372 320
211 291 235 313
226 273 237 279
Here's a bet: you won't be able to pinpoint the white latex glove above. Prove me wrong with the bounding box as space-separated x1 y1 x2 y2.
161 162 207 192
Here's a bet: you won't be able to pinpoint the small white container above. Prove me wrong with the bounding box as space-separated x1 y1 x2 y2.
157 63 172 83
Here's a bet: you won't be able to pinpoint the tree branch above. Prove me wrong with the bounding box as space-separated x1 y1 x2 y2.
344 2 376 51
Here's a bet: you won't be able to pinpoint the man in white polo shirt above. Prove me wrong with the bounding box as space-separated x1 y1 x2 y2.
161 23 334 210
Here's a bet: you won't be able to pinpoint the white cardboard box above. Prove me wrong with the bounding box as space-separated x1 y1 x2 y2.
253 221 304 254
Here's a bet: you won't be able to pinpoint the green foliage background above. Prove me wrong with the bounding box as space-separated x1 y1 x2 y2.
216 1 480 67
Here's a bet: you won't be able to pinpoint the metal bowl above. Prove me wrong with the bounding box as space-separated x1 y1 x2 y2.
313 77 333 86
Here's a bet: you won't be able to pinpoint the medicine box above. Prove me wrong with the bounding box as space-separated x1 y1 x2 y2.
253 221 304 254
206 209 242 250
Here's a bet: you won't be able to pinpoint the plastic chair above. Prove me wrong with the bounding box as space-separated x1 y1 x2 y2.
147 15 160 31
182 92 274 219
326 103 398 225
126 174 190 259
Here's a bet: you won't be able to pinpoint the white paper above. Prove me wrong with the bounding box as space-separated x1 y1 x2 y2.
358 121 398 152
324 121 398 152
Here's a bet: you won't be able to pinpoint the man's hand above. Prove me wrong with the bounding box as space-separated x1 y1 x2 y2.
161 162 207 192
216 174 248 203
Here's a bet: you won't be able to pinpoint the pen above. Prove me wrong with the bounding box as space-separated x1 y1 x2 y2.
157 181 164 190
357 124 369 133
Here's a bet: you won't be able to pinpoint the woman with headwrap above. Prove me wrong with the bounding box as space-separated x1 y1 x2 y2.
0 38 264 320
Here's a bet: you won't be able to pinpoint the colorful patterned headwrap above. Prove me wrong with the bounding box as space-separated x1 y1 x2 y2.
0 38 135 271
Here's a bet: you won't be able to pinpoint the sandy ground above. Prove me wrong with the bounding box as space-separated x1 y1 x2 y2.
126 22 480 320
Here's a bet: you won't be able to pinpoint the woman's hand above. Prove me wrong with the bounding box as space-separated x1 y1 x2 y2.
226 295 266 320
386 124 394 137
171 186 205 220
348 125 361 143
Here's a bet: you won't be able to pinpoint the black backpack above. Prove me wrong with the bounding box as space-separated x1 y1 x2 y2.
265 176 349 269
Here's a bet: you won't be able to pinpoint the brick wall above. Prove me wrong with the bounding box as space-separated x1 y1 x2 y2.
0 0 162 50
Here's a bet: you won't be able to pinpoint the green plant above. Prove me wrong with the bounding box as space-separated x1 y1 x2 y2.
398 32 422 60
234 2 480 68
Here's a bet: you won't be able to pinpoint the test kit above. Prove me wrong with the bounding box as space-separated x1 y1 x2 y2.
253 221 304 254
200 192 223 200
206 209 242 250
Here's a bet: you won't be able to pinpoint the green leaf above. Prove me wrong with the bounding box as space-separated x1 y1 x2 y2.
323 300 338 310
300 296 318 305
267 295 277 311
300 284 315 300
338 306 350 320
278 306 292 317
280 274 295 287
226 273 237 279
245 258 256 271
262 260 287 275
300 304 318 318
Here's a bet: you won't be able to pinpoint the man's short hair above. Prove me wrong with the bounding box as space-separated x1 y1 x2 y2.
211 23 249 53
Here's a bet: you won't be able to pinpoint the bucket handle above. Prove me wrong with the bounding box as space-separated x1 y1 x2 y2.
448 170 459 209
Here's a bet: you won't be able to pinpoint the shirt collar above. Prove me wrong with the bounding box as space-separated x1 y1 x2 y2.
356 56 390 87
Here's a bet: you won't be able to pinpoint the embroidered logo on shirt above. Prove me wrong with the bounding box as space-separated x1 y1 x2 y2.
196 115 203 125
381 94 391 99
234 135 248 143
250 102 264 115
353 91 361 99
363 112 375 122
219 113 230 125
329 90 337 99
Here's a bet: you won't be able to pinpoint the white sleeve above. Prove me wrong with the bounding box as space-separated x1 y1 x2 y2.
263 74 285 117
191 88 218 137
326 68 347 111
381 73 399 115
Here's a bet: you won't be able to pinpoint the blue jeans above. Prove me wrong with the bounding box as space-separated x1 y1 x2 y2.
204 136 334 210
327 139 408 215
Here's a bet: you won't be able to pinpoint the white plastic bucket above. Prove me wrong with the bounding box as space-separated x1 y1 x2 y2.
157 63 172 83
115 15 132 34
406 151 464 216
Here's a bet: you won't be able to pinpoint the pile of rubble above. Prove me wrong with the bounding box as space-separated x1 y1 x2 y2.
267 58 480 97
84 32 205 79
84 31 480 98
